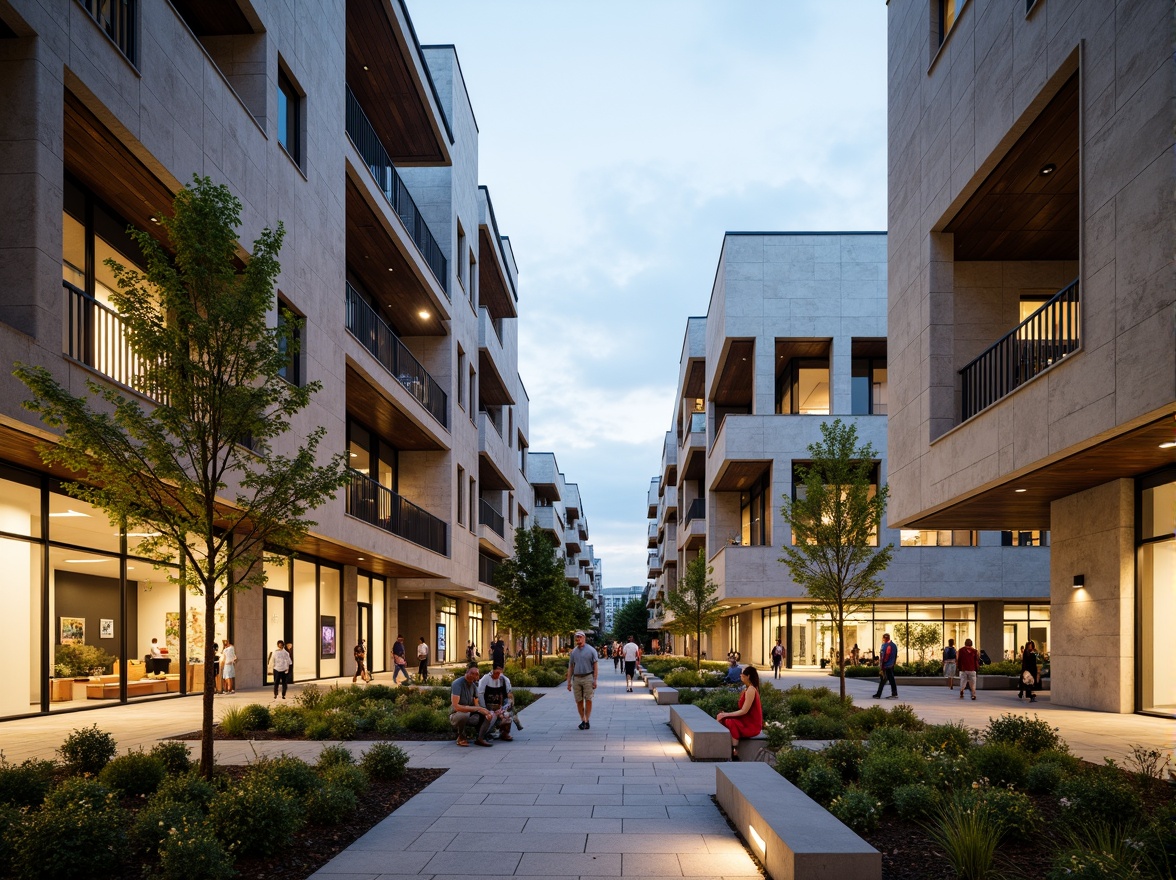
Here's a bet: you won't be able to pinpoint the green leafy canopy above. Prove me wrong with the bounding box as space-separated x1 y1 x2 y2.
663 553 724 670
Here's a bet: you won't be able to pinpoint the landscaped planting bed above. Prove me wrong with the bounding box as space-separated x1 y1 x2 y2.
0 726 444 880
176 680 540 742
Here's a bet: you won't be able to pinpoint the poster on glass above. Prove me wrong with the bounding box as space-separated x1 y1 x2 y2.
320 616 336 659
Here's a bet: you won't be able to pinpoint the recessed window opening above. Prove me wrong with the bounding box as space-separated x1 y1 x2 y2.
1001 530 1048 547
739 471 770 547
937 0 967 47
277 297 303 387
277 65 302 166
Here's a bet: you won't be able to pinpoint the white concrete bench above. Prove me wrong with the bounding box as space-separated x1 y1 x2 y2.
650 682 678 705
644 675 662 691
716 762 881 880
669 704 731 760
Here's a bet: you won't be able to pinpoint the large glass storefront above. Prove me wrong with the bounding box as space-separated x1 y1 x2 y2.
760 602 991 667
1139 468 1175 717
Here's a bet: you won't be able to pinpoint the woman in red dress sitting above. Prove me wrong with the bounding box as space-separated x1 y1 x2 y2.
716 665 763 760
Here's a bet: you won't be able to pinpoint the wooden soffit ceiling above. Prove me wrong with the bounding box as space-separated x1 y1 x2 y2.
345 177 446 337
345 0 449 165
905 415 1176 530
478 351 514 406
478 227 516 319
64 91 174 250
345 363 447 452
684 360 706 399
945 74 1079 262
711 459 770 493
713 340 755 406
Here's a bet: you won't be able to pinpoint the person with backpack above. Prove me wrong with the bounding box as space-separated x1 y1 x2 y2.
770 639 785 679
942 638 957 690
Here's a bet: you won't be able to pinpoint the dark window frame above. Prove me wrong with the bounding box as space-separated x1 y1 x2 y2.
276 297 304 387
277 64 303 166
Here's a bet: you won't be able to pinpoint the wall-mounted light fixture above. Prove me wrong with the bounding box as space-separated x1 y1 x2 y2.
748 823 766 855
1072 575 1084 589
683 732 692 750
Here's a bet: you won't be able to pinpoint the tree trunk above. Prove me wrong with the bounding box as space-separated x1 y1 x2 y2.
837 617 847 701
200 581 217 779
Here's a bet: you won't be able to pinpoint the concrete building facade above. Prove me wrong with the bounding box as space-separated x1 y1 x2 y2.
885 0 1174 714
648 232 1051 667
0 0 597 719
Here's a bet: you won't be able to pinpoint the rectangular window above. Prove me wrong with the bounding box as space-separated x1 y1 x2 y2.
507 492 514 525
469 477 477 531
739 471 770 547
457 466 465 526
776 348 831 415
1001 530 1048 547
277 298 303 386
900 529 976 547
469 366 477 423
456 226 466 290
457 349 466 410
852 357 888 415
792 462 880 546
277 66 302 166
937 0 964 47
347 417 396 490
468 251 477 306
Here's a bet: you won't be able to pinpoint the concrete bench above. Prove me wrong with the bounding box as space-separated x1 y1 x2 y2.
670 704 731 760
716 762 881 880
734 733 768 761
645 676 662 691
650 682 678 705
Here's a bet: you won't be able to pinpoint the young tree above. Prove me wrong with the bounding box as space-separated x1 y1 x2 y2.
15 177 350 777
610 597 650 648
780 419 893 700
909 622 942 664
663 553 724 670
493 524 576 667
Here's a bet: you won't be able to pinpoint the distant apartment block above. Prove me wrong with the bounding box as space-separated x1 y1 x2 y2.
647 232 1050 667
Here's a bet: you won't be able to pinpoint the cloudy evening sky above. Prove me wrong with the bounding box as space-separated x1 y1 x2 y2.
410 1 889 588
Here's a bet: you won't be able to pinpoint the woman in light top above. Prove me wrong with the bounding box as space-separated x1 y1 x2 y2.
715 666 763 761
220 638 237 694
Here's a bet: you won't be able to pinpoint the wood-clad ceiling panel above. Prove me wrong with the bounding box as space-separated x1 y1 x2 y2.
478 227 515 319
346 363 446 452
713 340 754 406
946 74 1079 261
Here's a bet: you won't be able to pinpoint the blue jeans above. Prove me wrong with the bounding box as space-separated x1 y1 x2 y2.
392 662 410 683
874 667 897 697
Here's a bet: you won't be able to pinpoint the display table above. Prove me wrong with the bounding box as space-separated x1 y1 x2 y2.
86 679 167 699
49 678 72 702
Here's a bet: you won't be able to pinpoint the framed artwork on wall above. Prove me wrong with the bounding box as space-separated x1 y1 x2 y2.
60 617 85 645
320 616 336 659
100 619 114 639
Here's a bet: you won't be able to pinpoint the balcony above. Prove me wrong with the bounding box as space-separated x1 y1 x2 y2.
479 497 505 539
345 469 447 555
345 283 448 428
647 522 658 547
345 86 448 295
533 504 563 538
478 552 500 586
960 279 1079 421
63 281 167 400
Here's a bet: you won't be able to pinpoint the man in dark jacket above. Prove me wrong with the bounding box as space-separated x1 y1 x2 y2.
872 633 899 699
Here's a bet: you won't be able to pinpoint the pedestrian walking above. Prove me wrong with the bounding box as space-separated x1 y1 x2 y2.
957 638 979 700
872 632 898 699
621 635 640 692
566 631 598 729
942 638 957 689
391 635 410 684
271 640 292 699
417 635 430 682
1019 640 1039 702
770 639 785 678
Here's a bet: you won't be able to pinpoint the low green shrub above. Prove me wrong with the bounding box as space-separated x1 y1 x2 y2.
1055 767 1142 829
43 775 112 811
794 714 847 740
860 747 928 804
775 746 816 784
883 703 924 731
154 771 217 810
894 783 940 821
130 797 204 856
821 738 866 783
1025 760 1067 795
208 775 302 857
828 787 882 834
983 713 1065 754
956 785 1037 839
247 754 321 797
763 718 795 751
296 683 324 710
799 762 843 807
399 706 450 733
304 776 358 823
866 725 922 753
786 693 815 716
0 803 20 876
321 763 369 796
218 706 253 737
846 705 888 735
926 794 1003 880
926 750 975 791
156 816 235 880
363 684 398 701
0 757 55 807
970 742 1029 789
99 750 166 797
373 713 403 736
361 742 409 780
304 716 333 740
270 704 307 736
327 711 358 740
923 722 973 756
149 741 192 775
316 744 356 769
58 724 117 775
12 780 127 880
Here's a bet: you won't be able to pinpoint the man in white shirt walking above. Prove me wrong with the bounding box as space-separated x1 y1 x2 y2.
621 635 641 693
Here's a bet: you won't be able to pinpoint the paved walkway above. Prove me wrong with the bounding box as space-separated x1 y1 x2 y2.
0 663 1172 879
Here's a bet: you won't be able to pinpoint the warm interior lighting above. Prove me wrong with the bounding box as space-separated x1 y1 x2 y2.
748 823 766 854
126 531 162 538
1039 163 1056 176
357 557 365 561
362 65 369 71
418 310 430 320
1015 488 1027 493
64 558 113 564
1073 574 1085 589
49 509 90 518
1160 441 1176 449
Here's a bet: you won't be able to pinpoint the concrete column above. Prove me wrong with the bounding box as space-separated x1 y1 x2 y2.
830 332 853 415
232 559 265 689
1051 480 1135 713
976 600 1004 665
342 565 358 657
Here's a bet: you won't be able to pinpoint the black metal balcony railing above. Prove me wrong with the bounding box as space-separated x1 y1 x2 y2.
478 553 500 586
79 0 135 63
346 469 448 555
345 86 448 296
345 283 448 429
479 497 505 538
959 279 1080 422
64 281 167 401
682 497 706 526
